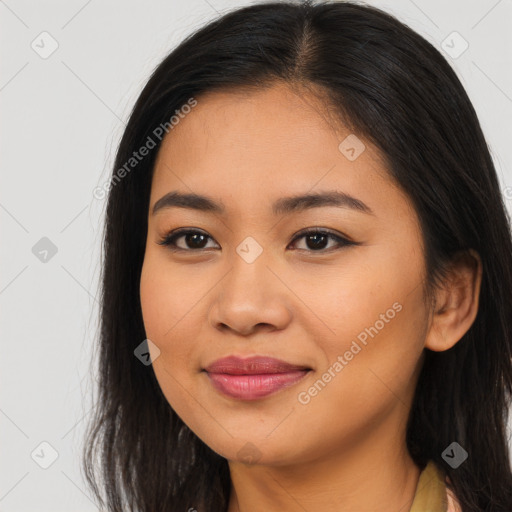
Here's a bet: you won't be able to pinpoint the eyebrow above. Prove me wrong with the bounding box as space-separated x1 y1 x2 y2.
152 190 374 216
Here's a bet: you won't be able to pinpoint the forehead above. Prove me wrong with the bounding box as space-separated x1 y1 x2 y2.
156 82 365 163
149 82 406 219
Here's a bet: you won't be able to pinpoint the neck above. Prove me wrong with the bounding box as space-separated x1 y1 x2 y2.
226 424 421 512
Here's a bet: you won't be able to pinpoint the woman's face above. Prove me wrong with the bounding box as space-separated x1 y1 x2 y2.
139 82 430 466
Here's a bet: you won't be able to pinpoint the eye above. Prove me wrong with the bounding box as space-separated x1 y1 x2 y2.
158 228 356 253
157 229 219 251
288 228 356 252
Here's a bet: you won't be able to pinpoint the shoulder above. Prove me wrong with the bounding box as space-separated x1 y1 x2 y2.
411 460 462 512
445 478 462 512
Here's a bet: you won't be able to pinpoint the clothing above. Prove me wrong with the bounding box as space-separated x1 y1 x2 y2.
409 461 462 512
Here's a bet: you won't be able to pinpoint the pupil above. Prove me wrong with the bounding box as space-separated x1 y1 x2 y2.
187 233 207 248
307 234 327 250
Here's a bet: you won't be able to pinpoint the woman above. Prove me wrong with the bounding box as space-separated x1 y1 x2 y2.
83 1 512 511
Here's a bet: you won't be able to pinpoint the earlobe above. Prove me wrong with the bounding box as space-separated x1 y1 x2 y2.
424 249 483 352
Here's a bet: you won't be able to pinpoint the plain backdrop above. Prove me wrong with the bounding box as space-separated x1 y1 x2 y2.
1 0 511 510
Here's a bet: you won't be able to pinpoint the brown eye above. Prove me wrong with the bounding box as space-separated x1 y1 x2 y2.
158 227 356 253
288 229 355 252
157 229 218 251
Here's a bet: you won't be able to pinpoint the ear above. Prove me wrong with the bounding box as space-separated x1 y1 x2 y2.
424 249 483 352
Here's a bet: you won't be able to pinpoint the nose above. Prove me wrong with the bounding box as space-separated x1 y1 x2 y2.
207 250 293 336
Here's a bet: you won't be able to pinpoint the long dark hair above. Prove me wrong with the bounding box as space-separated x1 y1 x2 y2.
82 1 512 510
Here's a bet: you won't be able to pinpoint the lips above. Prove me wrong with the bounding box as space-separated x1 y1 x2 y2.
203 355 312 400
203 355 311 375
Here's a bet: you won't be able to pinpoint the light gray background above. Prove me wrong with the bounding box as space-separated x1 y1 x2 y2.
1 0 511 510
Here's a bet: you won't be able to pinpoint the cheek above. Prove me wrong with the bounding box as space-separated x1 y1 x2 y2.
139 255 205 422
139 253 203 382
290 287 427 461
299 244 428 396
140 251 203 340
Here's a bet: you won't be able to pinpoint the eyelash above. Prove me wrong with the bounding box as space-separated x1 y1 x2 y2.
157 228 357 253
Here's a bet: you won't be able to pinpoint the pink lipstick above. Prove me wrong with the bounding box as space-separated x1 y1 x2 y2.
203 355 311 400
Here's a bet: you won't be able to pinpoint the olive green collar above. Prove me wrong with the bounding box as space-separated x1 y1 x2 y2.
409 461 448 512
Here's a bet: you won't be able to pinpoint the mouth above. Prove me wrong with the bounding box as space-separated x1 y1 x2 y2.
202 355 312 400
203 355 312 374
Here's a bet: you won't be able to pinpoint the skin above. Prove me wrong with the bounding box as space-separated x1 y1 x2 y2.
139 81 482 512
